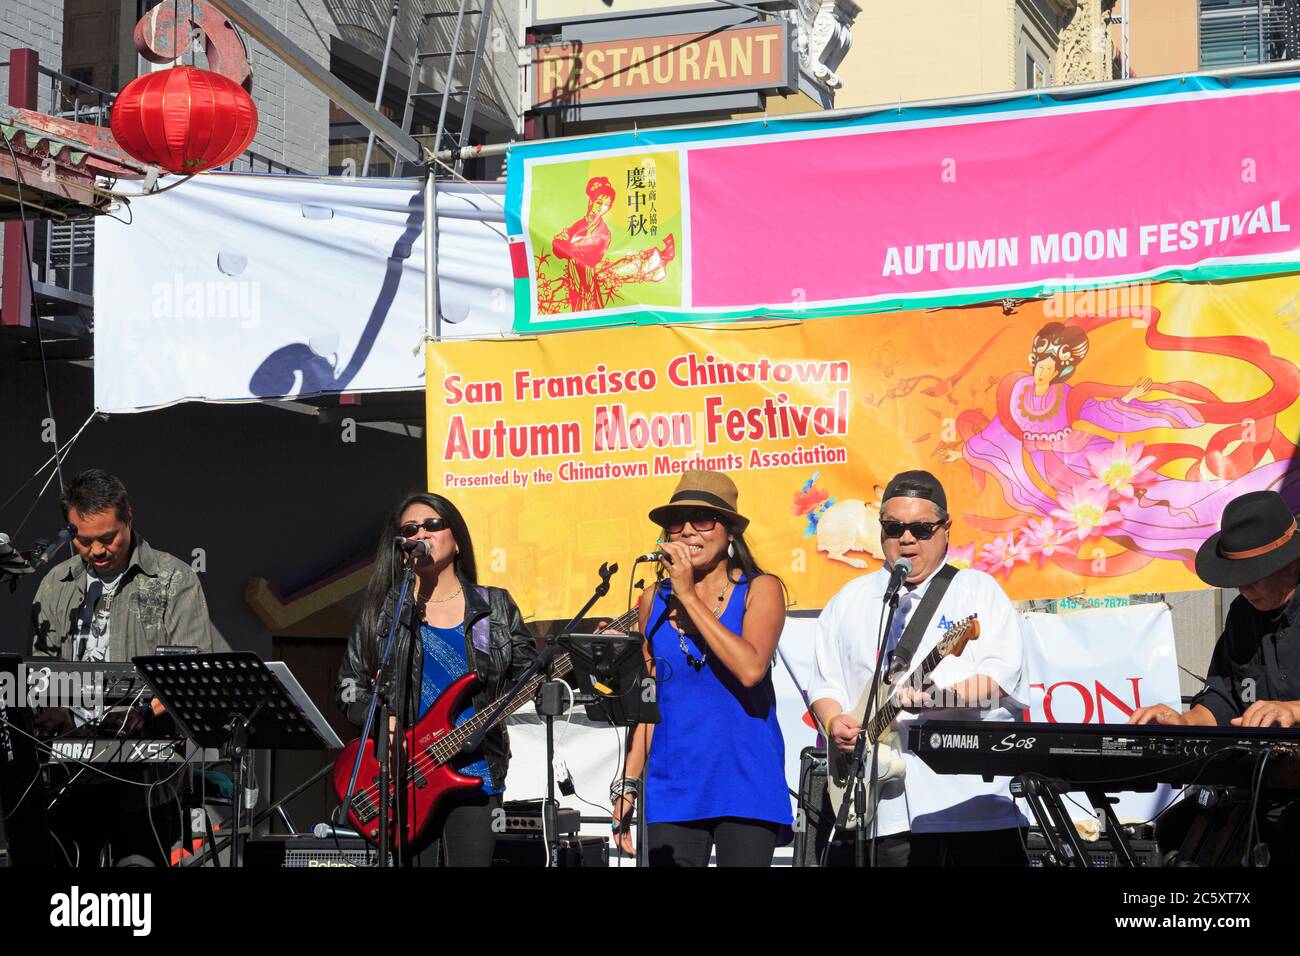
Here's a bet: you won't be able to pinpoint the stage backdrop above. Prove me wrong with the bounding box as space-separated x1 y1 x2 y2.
426 275 1300 620
506 73 1300 332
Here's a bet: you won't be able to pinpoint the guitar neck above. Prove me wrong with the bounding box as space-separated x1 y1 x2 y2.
866 642 947 743
429 651 575 763
427 605 640 763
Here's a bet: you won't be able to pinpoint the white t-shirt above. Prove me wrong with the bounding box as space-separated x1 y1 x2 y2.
74 568 123 663
811 563 1029 836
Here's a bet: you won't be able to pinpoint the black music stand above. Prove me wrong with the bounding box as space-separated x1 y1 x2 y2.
132 652 343 867
559 632 660 727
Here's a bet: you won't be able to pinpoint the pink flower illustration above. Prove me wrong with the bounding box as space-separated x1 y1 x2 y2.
1050 481 1123 541
1021 516 1070 566
1085 437 1158 500
978 533 1029 578
948 542 976 570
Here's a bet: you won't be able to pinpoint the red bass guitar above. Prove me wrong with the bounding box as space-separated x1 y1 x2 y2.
332 607 639 848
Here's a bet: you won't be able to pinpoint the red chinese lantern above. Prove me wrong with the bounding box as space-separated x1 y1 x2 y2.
110 65 258 174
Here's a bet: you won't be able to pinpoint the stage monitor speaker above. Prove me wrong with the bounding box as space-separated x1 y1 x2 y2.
244 835 377 868
793 746 829 868
492 834 609 867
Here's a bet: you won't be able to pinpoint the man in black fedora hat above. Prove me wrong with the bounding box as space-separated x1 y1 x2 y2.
1130 490 1300 731
1130 490 1300 865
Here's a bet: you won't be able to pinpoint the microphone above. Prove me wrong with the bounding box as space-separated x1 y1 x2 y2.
883 556 913 603
635 548 672 565
32 523 77 569
882 557 915 683
312 822 361 840
394 538 431 557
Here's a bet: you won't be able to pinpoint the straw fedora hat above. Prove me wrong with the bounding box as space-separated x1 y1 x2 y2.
648 470 749 532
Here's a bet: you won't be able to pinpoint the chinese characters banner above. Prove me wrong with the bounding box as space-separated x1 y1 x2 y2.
427 276 1300 621
506 74 1300 332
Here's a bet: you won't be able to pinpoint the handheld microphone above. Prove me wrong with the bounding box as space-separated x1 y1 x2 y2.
33 523 77 568
635 548 673 565
394 538 431 557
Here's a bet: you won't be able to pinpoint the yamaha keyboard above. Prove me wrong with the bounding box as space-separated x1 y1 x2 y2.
909 720 1300 790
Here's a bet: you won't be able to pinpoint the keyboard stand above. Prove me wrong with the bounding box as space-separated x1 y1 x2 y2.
1085 787 1137 867
1012 774 1136 867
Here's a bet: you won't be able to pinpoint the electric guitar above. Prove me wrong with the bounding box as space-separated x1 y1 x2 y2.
333 606 641 848
825 614 980 830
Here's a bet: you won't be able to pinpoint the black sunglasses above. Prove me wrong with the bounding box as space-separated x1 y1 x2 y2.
399 517 450 538
880 519 947 540
665 514 719 534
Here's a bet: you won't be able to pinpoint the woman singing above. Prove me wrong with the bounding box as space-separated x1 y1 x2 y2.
336 492 537 866
613 471 792 866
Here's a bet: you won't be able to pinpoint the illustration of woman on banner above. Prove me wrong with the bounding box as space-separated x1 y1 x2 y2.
539 176 676 314
941 311 1300 578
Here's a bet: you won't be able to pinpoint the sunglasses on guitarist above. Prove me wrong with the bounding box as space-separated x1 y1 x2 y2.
880 518 948 540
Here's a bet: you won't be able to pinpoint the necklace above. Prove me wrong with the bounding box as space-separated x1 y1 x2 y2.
425 586 463 605
679 579 733 671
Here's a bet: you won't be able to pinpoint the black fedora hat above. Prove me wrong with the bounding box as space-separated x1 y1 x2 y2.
1195 490 1300 588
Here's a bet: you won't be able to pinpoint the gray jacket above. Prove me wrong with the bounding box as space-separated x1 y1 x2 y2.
28 532 227 812
30 532 226 660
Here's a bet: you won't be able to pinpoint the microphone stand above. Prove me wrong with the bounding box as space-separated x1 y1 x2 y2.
833 578 902 868
337 551 419 868
464 561 618 866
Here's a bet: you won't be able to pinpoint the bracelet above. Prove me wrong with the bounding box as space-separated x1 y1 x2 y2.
609 778 640 802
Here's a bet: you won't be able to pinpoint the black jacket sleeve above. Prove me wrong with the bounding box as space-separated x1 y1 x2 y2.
337 610 381 728
499 589 538 684
1191 624 1242 726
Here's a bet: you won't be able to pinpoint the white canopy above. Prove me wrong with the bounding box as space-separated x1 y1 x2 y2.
93 172 513 413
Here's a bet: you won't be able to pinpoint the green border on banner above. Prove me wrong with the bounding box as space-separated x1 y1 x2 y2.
512 260 1300 333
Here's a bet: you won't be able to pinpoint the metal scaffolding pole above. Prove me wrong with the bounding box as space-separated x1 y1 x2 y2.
362 0 403 176
424 164 440 340
455 0 496 174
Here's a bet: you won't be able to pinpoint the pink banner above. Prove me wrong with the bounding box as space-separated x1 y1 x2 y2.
691 90 1298 305
508 76 1300 331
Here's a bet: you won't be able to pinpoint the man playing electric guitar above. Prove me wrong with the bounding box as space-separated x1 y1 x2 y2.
810 470 1028 866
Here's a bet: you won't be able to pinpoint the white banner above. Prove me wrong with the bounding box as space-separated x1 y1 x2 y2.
1020 603 1182 825
94 173 513 413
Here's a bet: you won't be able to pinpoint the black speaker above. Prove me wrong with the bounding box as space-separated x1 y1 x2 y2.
792 746 829 867
244 835 377 868
492 834 609 867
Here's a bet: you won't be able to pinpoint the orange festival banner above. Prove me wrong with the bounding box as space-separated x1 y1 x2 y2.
425 277 1300 621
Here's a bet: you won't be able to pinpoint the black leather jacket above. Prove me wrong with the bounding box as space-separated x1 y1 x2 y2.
335 577 537 789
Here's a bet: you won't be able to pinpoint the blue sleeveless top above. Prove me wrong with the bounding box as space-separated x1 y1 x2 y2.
644 576 792 826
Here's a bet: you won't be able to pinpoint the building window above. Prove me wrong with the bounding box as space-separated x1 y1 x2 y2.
1199 0 1300 67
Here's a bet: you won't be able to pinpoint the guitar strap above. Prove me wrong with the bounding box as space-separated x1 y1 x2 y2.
471 586 492 654
886 563 959 683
